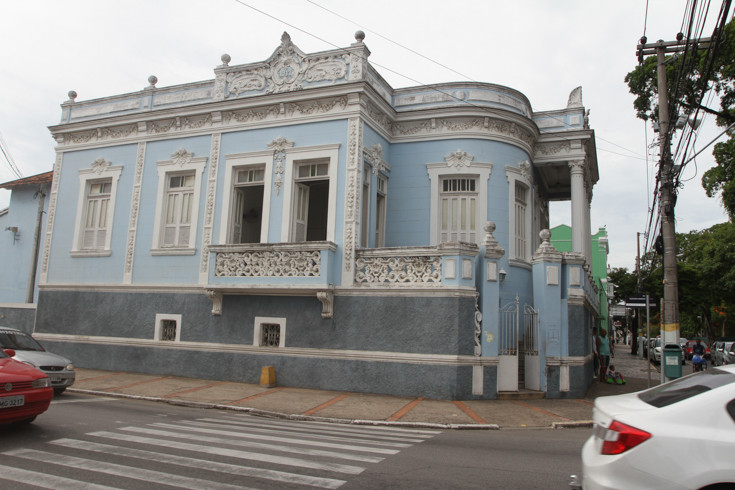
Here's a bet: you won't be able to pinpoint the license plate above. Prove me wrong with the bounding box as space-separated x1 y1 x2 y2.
0 395 25 408
49 375 62 383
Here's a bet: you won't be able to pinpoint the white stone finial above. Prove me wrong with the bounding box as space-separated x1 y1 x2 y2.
220 53 231 66
147 75 158 89
67 90 77 102
567 86 583 108
483 221 505 259
355 30 365 43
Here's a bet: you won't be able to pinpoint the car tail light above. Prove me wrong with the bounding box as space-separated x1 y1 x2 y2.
600 420 651 455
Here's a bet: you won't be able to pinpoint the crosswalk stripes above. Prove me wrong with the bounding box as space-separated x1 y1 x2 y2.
0 415 439 489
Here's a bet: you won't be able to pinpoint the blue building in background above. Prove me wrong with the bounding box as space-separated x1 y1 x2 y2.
0 32 601 399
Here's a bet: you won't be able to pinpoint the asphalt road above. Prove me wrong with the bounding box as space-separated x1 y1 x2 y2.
0 392 590 489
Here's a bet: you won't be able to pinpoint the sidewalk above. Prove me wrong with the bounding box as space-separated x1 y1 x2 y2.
67 346 662 430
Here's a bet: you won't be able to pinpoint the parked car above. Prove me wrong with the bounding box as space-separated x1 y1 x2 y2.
722 341 735 365
0 348 53 425
0 327 75 395
724 343 735 365
683 339 711 360
712 341 727 366
578 364 735 489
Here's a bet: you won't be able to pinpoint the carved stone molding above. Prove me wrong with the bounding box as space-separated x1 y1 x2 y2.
474 293 482 357
223 32 350 97
268 136 294 195
354 255 442 285
206 290 223 315
392 116 535 150
171 148 194 166
214 250 321 277
445 149 474 168
91 157 112 173
363 143 390 175
317 290 334 319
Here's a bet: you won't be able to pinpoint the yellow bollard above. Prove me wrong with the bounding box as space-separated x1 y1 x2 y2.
260 366 276 388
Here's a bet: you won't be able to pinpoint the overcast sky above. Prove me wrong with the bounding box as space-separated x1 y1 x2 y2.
0 0 730 270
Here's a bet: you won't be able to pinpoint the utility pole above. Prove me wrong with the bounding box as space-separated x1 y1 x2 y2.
636 35 712 355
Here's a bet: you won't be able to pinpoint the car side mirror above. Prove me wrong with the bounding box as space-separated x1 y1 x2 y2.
3 348 16 357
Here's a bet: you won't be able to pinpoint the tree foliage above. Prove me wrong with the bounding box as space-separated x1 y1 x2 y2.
609 222 735 341
625 19 735 219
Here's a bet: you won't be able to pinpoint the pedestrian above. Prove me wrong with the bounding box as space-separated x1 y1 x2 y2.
592 327 600 377
598 328 611 382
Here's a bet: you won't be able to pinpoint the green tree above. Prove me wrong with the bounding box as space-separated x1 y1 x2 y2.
625 19 735 219
676 222 735 340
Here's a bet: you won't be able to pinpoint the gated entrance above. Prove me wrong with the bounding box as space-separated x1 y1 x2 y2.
498 296 519 391
498 297 541 393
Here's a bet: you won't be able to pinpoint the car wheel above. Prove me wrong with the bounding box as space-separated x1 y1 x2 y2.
53 387 66 396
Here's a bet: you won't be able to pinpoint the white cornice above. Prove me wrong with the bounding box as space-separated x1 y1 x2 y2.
33 333 499 367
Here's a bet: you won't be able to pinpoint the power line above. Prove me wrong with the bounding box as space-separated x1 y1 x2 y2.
0 130 23 180
233 0 644 162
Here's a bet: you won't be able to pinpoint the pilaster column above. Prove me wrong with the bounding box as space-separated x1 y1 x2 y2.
569 160 587 258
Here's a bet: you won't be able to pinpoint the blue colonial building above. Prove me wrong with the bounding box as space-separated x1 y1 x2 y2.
0 32 600 399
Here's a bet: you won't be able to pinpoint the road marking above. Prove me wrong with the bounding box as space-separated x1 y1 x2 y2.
115 425 386 463
163 420 416 448
199 416 432 442
162 381 229 398
88 430 367 475
227 386 285 404
302 393 351 415
386 397 423 421
50 438 346 489
0 463 117 490
4 448 253 490
453 401 489 424
511 400 573 421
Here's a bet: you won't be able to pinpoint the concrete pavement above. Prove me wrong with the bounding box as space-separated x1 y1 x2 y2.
66 345 663 430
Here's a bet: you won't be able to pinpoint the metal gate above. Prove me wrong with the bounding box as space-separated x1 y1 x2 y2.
498 296 519 391
524 304 541 391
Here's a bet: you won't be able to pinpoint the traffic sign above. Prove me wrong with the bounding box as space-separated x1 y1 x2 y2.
625 294 657 308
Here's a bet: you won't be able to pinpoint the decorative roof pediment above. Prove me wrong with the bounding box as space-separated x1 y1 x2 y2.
222 32 353 98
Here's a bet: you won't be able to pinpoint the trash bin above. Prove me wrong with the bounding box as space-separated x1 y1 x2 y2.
663 344 683 379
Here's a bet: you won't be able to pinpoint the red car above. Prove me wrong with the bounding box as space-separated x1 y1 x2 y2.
683 339 711 360
0 348 53 425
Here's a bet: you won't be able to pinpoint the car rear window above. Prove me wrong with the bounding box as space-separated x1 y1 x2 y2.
638 368 735 408
0 331 44 351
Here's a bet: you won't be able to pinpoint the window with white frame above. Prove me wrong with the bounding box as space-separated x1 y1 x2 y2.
427 155 492 247
292 159 329 242
219 150 273 245
154 313 181 342
506 164 533 262
82 180 112 250
361 165 371 247
163 172 195 247
515 182 528 260
151 149 207 255
439 176 478 243
375 175 387 248
231 166 265 243
253 316 286 347
279 144 339 243
72 158 122 257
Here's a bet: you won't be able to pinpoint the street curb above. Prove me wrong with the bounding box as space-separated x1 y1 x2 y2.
552 420 594 429
68 388 503 430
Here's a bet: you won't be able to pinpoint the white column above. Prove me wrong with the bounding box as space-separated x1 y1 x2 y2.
584 186 592 266
569 160 587 256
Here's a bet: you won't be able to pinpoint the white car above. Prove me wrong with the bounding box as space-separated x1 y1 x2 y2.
577 364 735 489
0 327 75 395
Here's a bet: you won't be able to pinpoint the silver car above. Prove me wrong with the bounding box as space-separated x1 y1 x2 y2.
0 327 75 395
